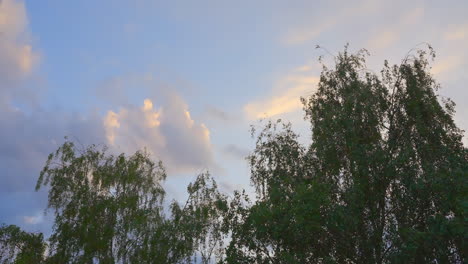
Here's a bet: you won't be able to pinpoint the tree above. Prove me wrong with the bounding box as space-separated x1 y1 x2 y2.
0 224 46 264
171 172 229 263
224 121 332 263
36 141 228 263
1 45 465 263
225 45 467 263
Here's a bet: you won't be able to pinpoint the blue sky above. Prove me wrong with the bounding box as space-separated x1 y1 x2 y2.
1 0 467 233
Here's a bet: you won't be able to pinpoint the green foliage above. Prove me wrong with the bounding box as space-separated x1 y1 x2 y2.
1 45 466 263
36 142 169 263
172 172 229 263
225 45 467 263
0 224 46 264
35 142 228 263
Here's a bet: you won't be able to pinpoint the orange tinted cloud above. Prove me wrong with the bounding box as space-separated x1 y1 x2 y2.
0 0 39 79
104 98 214 173
244 71 318 120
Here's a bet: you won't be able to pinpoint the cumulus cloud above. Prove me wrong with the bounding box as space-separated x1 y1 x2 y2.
244 67 318 120
104 96 214 173
0 0 214 222
0 82 213 231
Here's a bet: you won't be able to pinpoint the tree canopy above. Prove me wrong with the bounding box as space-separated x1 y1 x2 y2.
0 224 46 264
34 142 229 264
224 46 467 263
1 46 466 263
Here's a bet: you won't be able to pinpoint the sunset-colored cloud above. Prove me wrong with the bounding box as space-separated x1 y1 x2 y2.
0 0 39 80
104 97 214 173
283 19 337 45
444 23 468 41
104 110 120 145
244 71 318 120
281 0 381 46
367 7 424 50
431 55 464 76
368 31 398 51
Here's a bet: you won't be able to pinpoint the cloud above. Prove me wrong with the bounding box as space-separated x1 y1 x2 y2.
0 0 39 83
444 23 468 41
104 96 214 173
0 105 106 233
367 7 424 50
283 18 337 45
281 0 381 45
0 0 103 221
95 72 155 106
431 55 464 76
368 31 399 51
0 0 55 232
0 0 214 225
430 22 468 81
244 70 318 120
0 107 106 192
0 0 103 195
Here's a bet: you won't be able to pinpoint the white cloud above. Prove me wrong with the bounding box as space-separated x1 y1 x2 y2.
104 96 214 173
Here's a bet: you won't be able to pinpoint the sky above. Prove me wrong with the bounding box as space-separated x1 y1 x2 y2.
1 0 467 234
